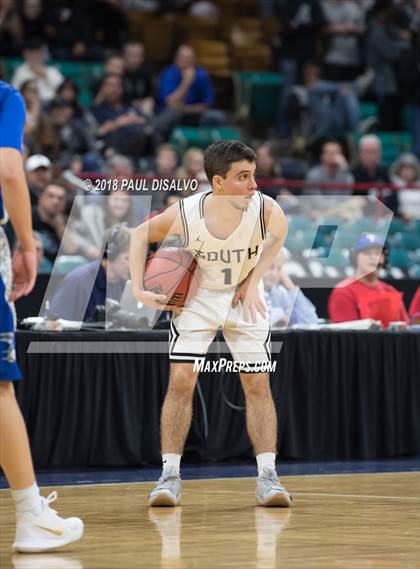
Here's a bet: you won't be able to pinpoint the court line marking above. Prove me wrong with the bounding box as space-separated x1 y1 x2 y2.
291 492 420 501
1 471 418 493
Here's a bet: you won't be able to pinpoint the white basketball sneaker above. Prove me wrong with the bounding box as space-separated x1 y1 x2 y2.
12 491 84 553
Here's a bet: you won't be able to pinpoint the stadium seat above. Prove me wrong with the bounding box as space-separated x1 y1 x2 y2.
359 101 379 121
170 126 240 153
233 71 282 124
389 247 412 270
388 217 409 236
400 231 420 251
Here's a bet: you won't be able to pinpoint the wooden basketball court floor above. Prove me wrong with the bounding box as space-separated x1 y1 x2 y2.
0 471 419 569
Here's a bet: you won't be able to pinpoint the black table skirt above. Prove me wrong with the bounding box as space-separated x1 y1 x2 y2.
14 330 420 468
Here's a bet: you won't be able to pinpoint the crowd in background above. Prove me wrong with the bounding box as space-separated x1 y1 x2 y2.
0 0 419 326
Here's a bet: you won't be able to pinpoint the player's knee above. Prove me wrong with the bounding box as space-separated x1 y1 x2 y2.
0 381 15 400
168 365 197 398
241 374 271 399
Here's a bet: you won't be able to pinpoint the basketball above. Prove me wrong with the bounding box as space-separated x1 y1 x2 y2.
144 247 200 308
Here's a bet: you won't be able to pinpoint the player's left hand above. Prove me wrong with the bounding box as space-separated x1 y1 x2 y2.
10 248 37 302
232 280 267 324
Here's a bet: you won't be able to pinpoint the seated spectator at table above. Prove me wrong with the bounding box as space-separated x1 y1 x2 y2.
11 38 64 102
48 224 131 322
176 147 210 193
409 287 420 324
32 183 78 263
389 153 420 221
303 140 361 219
328 234 409 325
25 153 53 206
156 44 225 127
122 41 154 114
90 74 149 156
263 249 318 328
71 192 133 259
351 134 397 215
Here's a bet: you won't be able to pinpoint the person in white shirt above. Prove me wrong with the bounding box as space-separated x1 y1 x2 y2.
12 39 63 103
263 248 318 328
389 153 420 221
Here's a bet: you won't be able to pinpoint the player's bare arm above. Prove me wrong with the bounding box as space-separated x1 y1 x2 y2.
0 147 37 301
232 195 288 323
129 202 184 308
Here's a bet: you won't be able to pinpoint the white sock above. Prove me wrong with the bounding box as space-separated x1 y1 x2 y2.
11 483 43 516
256 453 276 477
162 453 181 474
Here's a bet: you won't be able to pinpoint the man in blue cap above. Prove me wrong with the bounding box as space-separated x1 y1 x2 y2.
328 233 408 324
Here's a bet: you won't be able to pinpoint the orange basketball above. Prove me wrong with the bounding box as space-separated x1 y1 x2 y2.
144 247 200 308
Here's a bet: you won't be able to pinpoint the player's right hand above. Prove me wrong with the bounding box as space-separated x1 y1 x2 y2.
132 288 168 309
10 249 37 302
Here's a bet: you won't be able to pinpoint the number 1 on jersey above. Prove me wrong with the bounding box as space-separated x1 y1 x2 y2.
221 268 232 285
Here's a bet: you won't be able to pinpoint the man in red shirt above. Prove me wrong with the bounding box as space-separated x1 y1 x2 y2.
409 287 420 323
328 234 409 325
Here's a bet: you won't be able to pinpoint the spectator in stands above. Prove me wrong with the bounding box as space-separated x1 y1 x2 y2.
148 143 178 208
70 192 133 259
255 143 283 199
11 39 64 102
45 1 89 60
285 61 360 140
399 33 420 159
176 147 209 193
366 3 411 131
25 153 53 206
389 153 420 221
20 79 42 140
104 54 125 77
48 98 97 168
328 233 409 324
32 183 78 263
321 0 365 81
48 224 131 322
351 134 397 214
409 287 420 323
107 153 135 179
156 44 225 127
87 0 129 51
0 0 23 56
122 42 154 114
20 0 48 41
152 143 178 178
277 0 325 92
303 139 359 218
263 248 318 327
90 74 150 156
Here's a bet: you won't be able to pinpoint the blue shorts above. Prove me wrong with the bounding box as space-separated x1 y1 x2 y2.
0 228 21 381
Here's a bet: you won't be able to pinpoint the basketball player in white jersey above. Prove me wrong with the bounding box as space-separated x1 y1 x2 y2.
130 140 291 507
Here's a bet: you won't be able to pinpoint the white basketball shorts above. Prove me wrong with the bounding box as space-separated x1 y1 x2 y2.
169 282 271 372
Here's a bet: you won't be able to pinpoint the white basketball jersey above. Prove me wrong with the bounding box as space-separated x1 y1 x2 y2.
179 191 267 290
